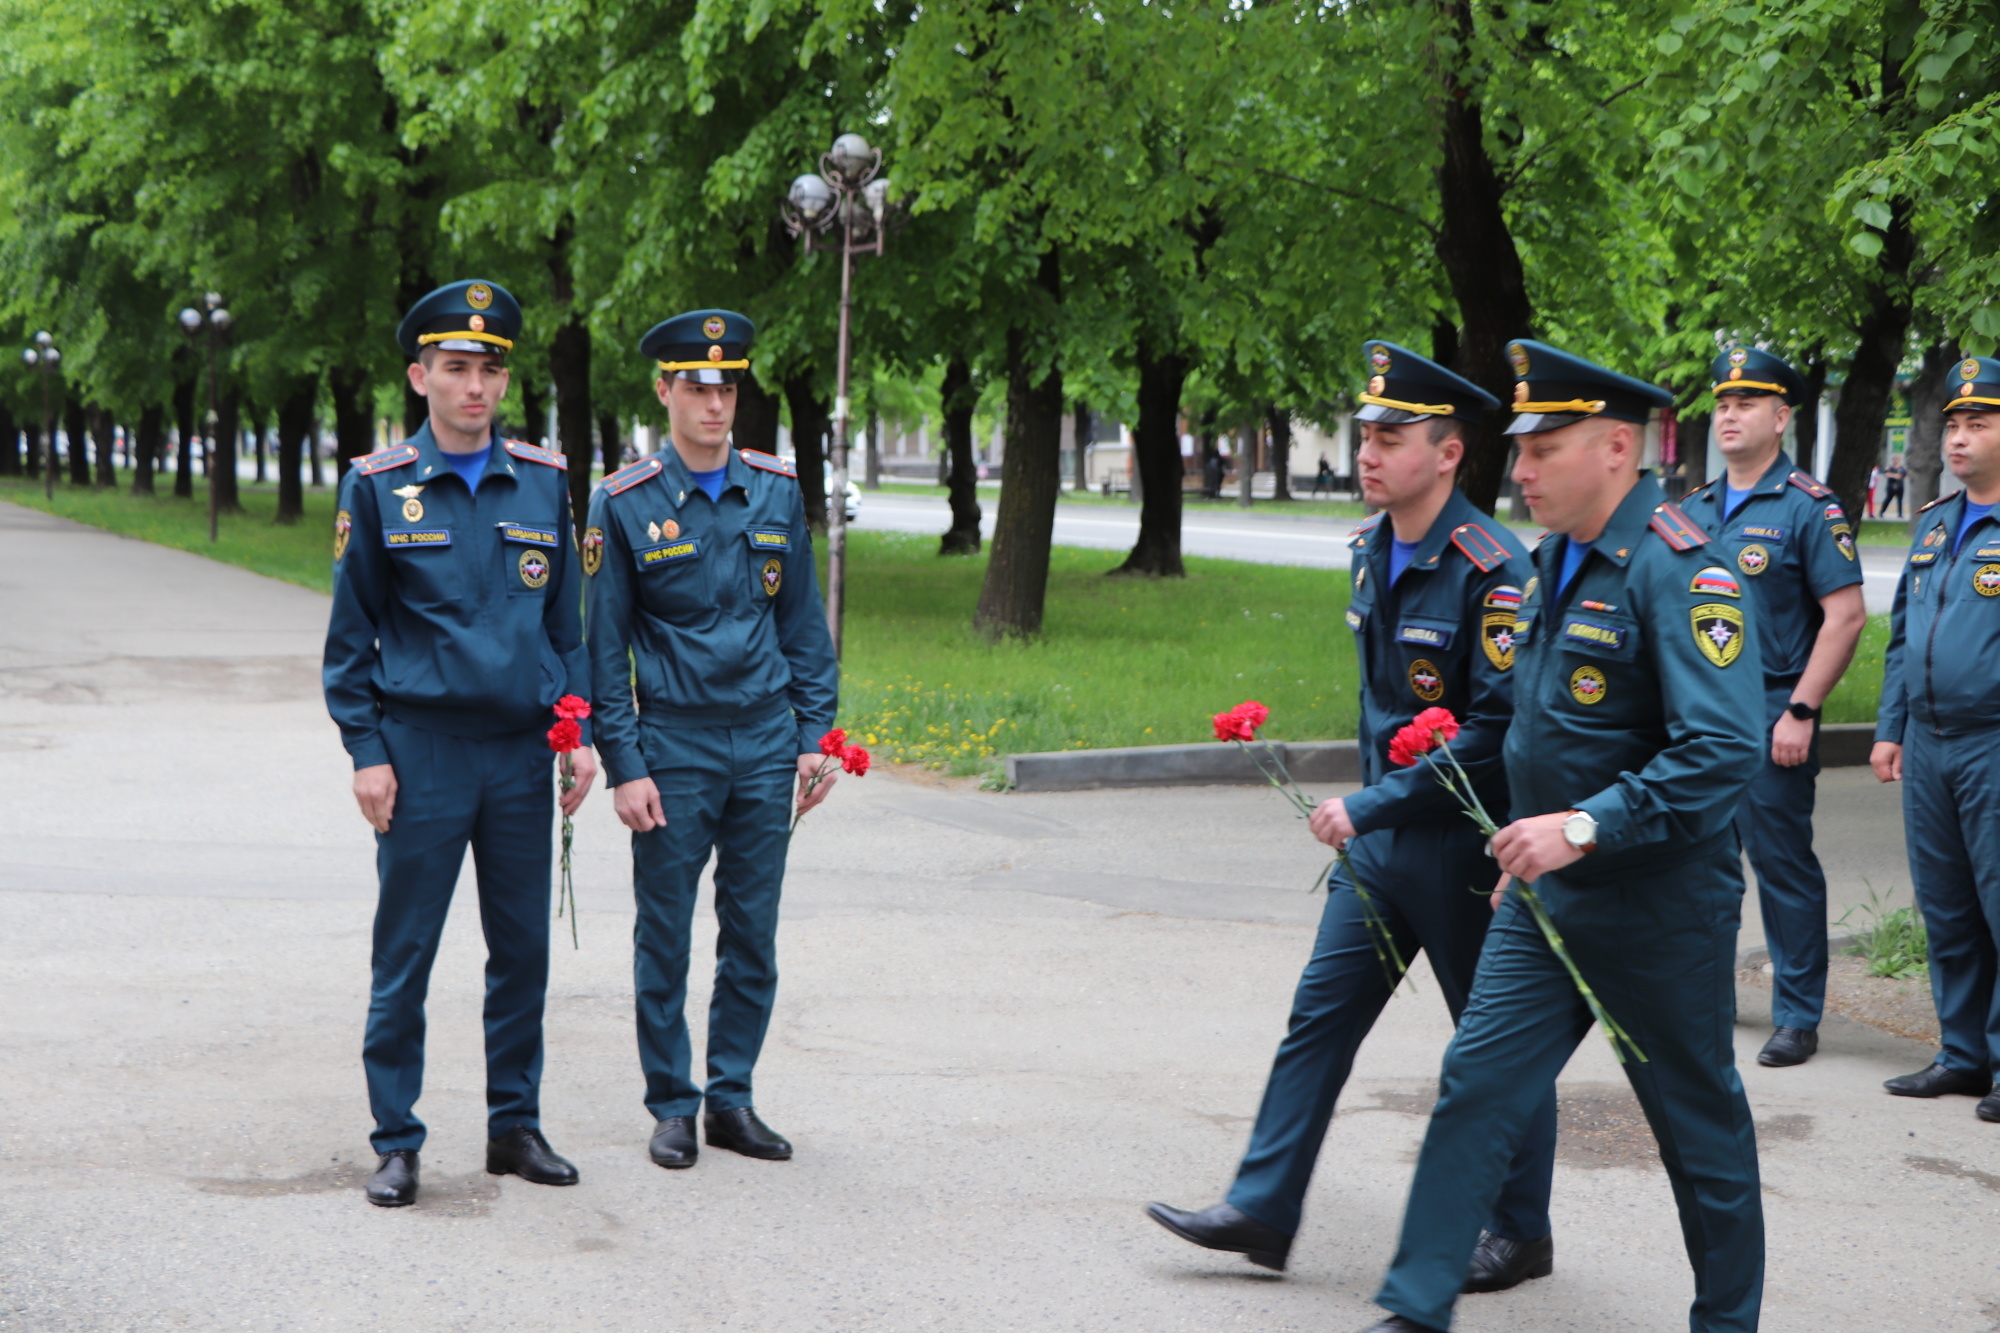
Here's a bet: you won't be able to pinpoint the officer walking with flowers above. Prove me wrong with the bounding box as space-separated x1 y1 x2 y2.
1679 348 1867 1068
1871 356 2000 1119
1148 343 1559 1293
583 310 839 1170
323 280 597 1208
1358 342 1766 1333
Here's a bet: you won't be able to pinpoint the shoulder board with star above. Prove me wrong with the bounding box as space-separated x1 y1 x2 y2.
353 444 419 476
504 439 567 470
740 449 797 478
603 456 662 495
1647 502 1709 551
1348 514 1384 550
1787 471 1832 499
1449 522 1509 572
1921 492 1951 513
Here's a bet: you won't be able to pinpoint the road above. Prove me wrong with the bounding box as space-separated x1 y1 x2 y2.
858 491 1907 614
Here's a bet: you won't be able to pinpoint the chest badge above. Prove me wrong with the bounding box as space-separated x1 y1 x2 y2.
762 556 783 597
393 484 426 523
1974 564 2000 597
1569 664 1607 704
1924 525 1948 549
581 527 604 577
518 548 551 589
1737 543 1769 576
1355 564 1367 590
333 509 352 562
648 521 660 542
1691 603 1745 667
1408 658 1444 702
661 518 680 540
1481 614 1517 671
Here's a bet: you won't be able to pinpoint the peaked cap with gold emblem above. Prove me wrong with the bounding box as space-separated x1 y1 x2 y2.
640 309 756 385
1946 356 2000 414
396 280 522 360
1354 340 1499 425
1710 346 1805 405
1502 339 1672 435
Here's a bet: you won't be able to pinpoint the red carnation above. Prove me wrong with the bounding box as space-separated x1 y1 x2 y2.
1388 707 1461 767
547 718 583 754
841 745 872 776
1234 700 1270 730
819 728 849 756
554 694 592 722
1211 700 1269 743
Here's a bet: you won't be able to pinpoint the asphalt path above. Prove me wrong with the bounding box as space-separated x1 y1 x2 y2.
859 491 1906 614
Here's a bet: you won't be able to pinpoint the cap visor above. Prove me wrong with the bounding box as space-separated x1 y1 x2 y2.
428 339 506 357
1354 403 1433 425
672 367 743 385
1503 411 1591 436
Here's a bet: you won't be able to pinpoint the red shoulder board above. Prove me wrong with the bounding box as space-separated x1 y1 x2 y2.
1648 502 1709 551
1349 514 1383 549
1787 470 1832 499
603 457 662 495
740 449 797 478
1921 492 1950 513
354 444 418 476
505 439 567 470
1449 522 1508 573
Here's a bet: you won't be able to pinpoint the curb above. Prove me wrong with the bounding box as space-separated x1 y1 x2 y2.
1007 723 1880 793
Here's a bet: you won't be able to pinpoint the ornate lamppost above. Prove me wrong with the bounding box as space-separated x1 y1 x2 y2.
177 293 232 543
20 331 60 501
781 132 892 659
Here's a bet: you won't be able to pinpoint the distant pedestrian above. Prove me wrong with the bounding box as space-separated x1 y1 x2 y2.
1203 451 1224 500
1312 453 1334 497
1868 464 1882 517
1883 457 1908 517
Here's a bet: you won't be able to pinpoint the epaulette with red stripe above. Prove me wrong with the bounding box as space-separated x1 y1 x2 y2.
1349 514 1383 549
603 457 662 495
1648 502 1709 551
1787 470 1832 499
1449 521 1509 573
740 449 797 478
1921 492 1950 513
505 439 567 470
354 444 418 476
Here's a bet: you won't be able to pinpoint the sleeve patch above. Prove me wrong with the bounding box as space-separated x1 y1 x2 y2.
1787 471 1833 499
1483 584 1523 610
603 457 663 495
1648 503 1709 551
740 449 798 478
505 439 568 470
1449 522 1508 572
354 444 419 476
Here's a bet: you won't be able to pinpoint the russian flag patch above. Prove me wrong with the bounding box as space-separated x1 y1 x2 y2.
1690 566 1742 599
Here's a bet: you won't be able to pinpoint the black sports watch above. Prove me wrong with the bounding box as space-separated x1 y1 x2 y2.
1785 701 1822 722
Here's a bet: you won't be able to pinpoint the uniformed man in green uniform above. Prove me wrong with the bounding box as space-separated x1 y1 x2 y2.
584 310 840 1169
1357 341 1766 1333
1680 348 1867 1068
325 280 596 1208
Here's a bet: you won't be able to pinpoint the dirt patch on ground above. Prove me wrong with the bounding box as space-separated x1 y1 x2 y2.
1740 952 1939 1046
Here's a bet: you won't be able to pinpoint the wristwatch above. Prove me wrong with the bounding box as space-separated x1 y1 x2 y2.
1785 701 1822 722
1561 810 1599 854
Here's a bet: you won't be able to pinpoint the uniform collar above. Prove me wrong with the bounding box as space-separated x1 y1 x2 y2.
655 441 744 509
1402 487 1484 575
404 422 517 486
1566 471 1666 570
1739 450 1794 497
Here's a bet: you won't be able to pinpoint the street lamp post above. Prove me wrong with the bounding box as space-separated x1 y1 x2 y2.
177 293 232 543
781 132 892 659
20 331 60 502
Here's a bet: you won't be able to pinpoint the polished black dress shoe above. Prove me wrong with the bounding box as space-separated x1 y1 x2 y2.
1884 1062 1993 1098
1757 1026 1818 1067
485 1126 579 1185
1144 1201 1291 1272
367 1150 418 1207
649 1116 698 1169
1356 1317 1444 1333
703 1106 792 1160
1462 1229 1553 1293
1978 1092 2000 1123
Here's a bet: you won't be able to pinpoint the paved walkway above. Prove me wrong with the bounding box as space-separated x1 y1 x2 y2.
1 501 1991 1332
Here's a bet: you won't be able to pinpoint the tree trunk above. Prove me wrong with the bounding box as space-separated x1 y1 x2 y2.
1236 416 1257 508
1793 353 1828 475
247 403 268 482
783 372 830 532
1904 339 1958 515
549 316 594 527
132 404 162 496
597 411 622 479
974 319 1065 638
309 418 326 488
518 376 547 451
0 404 15 476
213 390 243 511
734 370 782 457
172 372 197 499
1431 0 1536 514
863 415 882 489
275 379 315 524
1681 412 1711 488
939 356 982 555
64 399 89 487
1115 343 1189 576
88 405 116 488
1266 405 1293 501
329 367 371 479
1828 204 1917 522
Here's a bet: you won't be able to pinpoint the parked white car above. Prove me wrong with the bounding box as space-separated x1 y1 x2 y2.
823 462 861 522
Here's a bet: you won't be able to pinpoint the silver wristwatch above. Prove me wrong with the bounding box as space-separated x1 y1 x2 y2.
1561 810 1599 853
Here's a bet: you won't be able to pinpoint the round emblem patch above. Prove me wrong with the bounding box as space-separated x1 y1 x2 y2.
708 344 725 362
1569 665 1606 704
467 282 493 310
1408 658 1444 702
1729 348 1748 367
1975 564 2000 597
1963 358 1982 381
1370 345 1392 373
468 314 486 333
1691 603 1745 667
1737 543 1769 576
1508 343 1530 377
1924 525 1948 548
661 518 680 540
761 556 783 597
703 315 727 339
581 527 604 577
1367 375 1386 396
1513 381 1529 403
333 509 352 562
402 497 424 523
518 548 550 589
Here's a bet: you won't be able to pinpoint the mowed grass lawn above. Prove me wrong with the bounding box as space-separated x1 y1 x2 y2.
2 476 1886 767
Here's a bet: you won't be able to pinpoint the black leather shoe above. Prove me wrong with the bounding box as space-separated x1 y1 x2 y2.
1462 1230 1553 1293
1978 1092 2000 1123
1757 1026 1818 1067
1356 1318 1444 1333
1884 1062 1993 1098
649 1116 698 1169
1144 1201 1292 1272
485 1126 579 1186
366 1150 418 1207
703 1107 792 1160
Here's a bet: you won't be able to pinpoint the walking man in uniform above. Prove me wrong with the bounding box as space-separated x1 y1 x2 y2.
1148 343 1559 1293
1680 348 1866 1067
1358 341 1766 1333
324 280 596 1208
583 310 840 1169
1872 355 2000 1120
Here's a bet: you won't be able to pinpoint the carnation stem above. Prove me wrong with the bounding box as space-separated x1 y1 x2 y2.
556 751 579 950
789 755 838 835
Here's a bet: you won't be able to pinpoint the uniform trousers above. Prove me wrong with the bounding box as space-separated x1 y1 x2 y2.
1376 845 1763 1333
1903 725 2000 1075
1226 822 1557 1241
631 705 797 1120
364 719 553 1153
1737 685 1828 1031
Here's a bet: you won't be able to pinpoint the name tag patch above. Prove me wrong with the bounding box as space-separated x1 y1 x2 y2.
1909 551 1939 566
747 528 791 552
1397 624 1454 649
497 522 559 547
1345 608 1363 631
1562 619 1624 650
1739 525 1786 541
385 529 451 548
638 538 701 569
